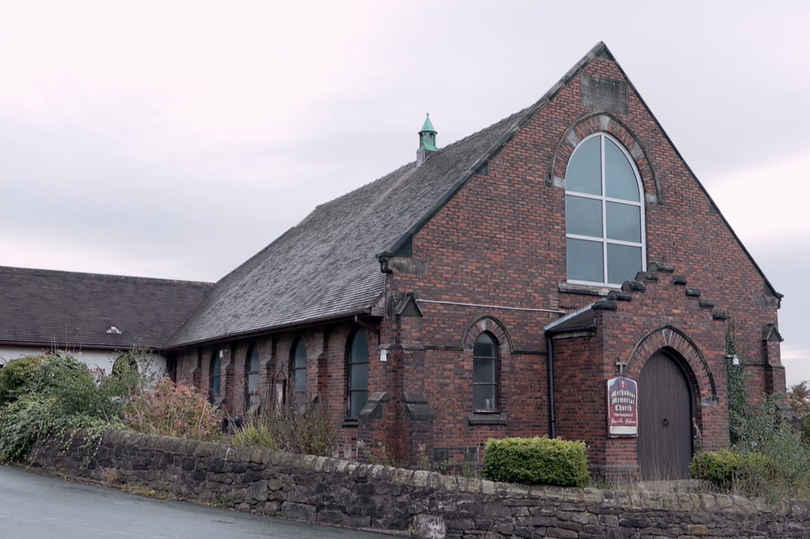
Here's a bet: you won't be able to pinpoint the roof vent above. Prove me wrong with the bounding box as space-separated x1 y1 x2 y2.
416 113 438 167
106 326 122 334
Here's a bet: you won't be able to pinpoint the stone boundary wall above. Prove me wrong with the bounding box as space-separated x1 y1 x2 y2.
28 430 810 539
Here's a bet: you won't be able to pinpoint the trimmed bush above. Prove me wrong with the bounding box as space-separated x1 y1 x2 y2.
690 449 740 488
481 436 589 487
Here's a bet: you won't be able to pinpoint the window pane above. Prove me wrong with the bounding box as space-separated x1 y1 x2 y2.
473 333 495 357
566 195 602 237
294 341 306 370
351 362 368 390
350 390 367 417
249 348 259 373
606 202 641 242
566 136 601 195
473 386 496 410
248 373 259 393
294 371 307 394
351 331 368 363
473 357 495 383
567 238 603 283
604 138 639 201
607 244 642 285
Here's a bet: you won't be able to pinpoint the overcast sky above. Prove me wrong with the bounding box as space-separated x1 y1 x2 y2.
2 1 809 384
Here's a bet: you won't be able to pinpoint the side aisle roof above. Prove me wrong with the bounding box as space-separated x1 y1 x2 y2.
0 266 213 351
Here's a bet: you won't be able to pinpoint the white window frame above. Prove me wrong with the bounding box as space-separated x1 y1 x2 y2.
565 132 646 287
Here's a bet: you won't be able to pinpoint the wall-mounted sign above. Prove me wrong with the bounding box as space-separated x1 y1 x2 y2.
607 376 638 437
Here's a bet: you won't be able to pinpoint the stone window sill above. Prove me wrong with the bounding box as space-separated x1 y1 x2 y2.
558 282 614 297
468 412 507 426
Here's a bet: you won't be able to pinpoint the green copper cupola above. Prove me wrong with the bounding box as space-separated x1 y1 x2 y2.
417 113 438 167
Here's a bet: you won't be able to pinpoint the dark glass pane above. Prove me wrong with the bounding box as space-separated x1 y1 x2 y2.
566 136 601 195
294 341 307 370
567 238 603 283
607 244 642 285
294 369 307 394
473 385 496 410
606 202 641 242
351 362 368 390
212 355 221 374
248 348 259 373
566 195 602 237
473 333 495 357
473 357 495 383
351 331 368 364
605 138 639 201
350 390 368 417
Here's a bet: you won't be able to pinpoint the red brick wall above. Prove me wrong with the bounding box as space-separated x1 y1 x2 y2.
383 55 781 469
169 54 782 473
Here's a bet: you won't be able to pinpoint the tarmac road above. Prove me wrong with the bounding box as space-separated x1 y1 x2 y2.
0 464 394 539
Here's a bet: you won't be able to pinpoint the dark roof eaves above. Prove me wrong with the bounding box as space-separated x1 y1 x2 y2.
603 43 782 300
0 339 150 352
379 42 609 259
161 308 376 351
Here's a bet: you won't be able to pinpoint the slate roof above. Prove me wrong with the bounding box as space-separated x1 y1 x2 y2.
0 266 213 350
164 41 781 348
165 108 533 348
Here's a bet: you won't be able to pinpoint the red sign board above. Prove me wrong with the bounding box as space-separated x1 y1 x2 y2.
606 376 638 437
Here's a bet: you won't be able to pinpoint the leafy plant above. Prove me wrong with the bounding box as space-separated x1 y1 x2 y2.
690 449 740 489
787 381 810 443
0 355 45 406
124 378 222 441
481 436 589 487
0 353 129 462
231 401 338 456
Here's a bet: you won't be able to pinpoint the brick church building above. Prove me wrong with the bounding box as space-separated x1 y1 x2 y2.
1 43 785 480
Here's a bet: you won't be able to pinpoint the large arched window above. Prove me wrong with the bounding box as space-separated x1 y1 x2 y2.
210 350 222 403
565 133 645 286
290 339 307 405
347 330 369 418
473 332 498 411
245 345 260 410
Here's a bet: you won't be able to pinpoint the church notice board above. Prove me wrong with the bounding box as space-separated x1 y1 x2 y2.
607 376 638 437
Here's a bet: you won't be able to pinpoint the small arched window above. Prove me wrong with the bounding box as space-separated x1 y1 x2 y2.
473 332 498 411
210 350 222 402
565 133 645 286
245 346 260 410
112 354 138 377
347 331 369 418
291 339 307 405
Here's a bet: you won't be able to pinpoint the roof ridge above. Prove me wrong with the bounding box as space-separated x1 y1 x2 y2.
0 265 214 287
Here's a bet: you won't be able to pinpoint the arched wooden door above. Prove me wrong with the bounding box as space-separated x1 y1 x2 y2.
638 352 694 479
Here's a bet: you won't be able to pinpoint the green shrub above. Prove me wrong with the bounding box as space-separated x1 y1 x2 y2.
0 355 45 406
231 402 338 456
0 353 130 462
690 449 740 488
124 379 222 441
481 436 589 487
